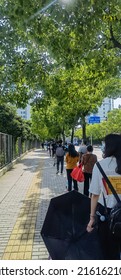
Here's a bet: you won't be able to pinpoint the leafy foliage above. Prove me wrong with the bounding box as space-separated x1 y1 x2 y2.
75 108 121 142
1 0 121 139
0 104 34 140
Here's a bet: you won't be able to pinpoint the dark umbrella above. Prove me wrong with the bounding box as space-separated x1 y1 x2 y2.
41 190 103 260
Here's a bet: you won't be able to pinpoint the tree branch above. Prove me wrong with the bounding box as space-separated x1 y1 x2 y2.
110 25 121 49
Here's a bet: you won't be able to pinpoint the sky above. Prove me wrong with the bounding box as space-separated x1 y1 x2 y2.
114 98 121 108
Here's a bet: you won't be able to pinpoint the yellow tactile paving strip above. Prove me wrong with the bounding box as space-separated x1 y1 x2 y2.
2 162 43 260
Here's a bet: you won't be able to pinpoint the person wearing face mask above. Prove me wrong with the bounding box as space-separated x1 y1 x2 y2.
87 134 121 260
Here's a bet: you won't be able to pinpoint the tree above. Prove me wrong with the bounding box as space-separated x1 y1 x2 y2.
1 0 121 106
0 103 34 140
75 108 121 142
1 0 121 141
42 58 121 139
106 108 121 133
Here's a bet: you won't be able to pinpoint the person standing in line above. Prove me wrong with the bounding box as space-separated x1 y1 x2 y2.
51 141 57 158
81 145 97 196
87 133 121 260
47 142 51 156
41 142 44 150
78 140 87 162
65 144 79 191
53 141 58 166
56 142 65 174
64 142 69 154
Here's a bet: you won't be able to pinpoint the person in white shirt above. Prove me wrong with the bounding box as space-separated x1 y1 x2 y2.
87 133 121 259
78 140 87 162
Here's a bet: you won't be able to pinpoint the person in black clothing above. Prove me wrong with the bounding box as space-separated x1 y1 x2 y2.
56 143 65 174
51 141 57 158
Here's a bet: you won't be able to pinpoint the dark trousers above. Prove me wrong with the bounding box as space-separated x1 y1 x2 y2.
66 169 78 191
84 172 92 196
57 156 64 173
96 203 120 260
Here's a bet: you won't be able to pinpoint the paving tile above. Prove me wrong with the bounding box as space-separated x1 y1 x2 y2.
0 150 69 259
16 252 24 260
24 252 32 259
2 253 11 260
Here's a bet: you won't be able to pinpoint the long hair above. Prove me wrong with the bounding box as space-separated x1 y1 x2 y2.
68 144 78 158
104 133 121 174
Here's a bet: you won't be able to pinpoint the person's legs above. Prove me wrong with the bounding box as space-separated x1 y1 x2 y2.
56 157 60 173
52 149 54 157
49 148 51 156
84 173 92 196
60 157 64 173
66 169 72 191
73 178 78 191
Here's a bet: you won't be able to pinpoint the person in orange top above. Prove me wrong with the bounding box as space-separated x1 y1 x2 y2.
65 144 79 191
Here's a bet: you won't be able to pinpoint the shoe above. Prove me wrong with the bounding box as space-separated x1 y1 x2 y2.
56 171 59 174
61 172 63 175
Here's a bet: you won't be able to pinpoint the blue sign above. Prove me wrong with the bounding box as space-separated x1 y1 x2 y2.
88 116 100 124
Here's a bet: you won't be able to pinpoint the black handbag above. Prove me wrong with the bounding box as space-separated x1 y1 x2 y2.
96 162 121 239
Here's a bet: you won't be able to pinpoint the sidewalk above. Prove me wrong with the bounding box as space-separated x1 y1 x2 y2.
0 149 84 260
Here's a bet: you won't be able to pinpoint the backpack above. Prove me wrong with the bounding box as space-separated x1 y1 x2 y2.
56 147 65 157
96 162 121 239
109 203 121 238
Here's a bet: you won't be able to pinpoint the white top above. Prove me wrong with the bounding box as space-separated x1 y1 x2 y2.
78 145 87 154
89 157 121 208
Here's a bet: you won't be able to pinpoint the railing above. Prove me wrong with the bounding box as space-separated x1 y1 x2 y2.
0 132 40 169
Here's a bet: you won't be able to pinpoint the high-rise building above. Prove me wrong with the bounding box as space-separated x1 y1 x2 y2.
88 97 114 122
17 104 31 120
96 97 114 122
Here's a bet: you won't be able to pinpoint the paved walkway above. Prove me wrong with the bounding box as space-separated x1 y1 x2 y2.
0 149 85 260
0 147 103 260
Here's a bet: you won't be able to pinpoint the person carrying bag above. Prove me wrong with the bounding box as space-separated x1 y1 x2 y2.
96 162 121 238
87 133 121 260
70 163 84 182
65 144 79 191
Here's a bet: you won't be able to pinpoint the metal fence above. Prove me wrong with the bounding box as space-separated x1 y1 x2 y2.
0 132 40 169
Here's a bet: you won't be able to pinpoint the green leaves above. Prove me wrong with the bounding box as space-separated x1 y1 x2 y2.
75 108 121 142
1 0 121 140
0 104 34 140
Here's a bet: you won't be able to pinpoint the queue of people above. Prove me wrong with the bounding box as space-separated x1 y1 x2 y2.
43 139 97 196
44 139 96 196
41 134 121 260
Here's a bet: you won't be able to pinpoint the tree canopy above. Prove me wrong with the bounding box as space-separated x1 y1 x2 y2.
0 103 34 140
1 0 121 139
75 108 121 142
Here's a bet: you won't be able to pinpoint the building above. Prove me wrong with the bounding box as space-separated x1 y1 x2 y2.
17 104 31 120
88 97 114 123
96 97 114 122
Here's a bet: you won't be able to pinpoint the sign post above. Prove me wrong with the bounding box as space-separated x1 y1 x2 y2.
88 116 100 145
88 116 100 124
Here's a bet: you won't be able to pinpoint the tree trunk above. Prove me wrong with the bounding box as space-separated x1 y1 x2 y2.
82 115 86 140
62 126 65 144
71 127 74 143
